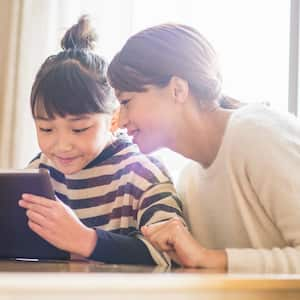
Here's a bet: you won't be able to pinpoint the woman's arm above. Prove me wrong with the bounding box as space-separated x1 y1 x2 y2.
224 112 300 273
142 218 227 269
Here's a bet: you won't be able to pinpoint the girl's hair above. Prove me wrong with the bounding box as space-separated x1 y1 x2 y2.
108 23 240 109
31 15 117 119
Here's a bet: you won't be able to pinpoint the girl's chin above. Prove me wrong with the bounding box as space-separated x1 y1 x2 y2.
54 163 82 175
57 167 78 175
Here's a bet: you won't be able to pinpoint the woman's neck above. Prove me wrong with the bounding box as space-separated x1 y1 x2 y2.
169 105 234 168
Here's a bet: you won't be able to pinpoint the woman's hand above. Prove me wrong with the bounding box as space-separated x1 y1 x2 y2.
19 193 97 257
141 218 227 269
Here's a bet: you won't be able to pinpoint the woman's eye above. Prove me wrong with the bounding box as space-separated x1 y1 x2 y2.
120 99 131 107
72 127 90 133
39 127 52 133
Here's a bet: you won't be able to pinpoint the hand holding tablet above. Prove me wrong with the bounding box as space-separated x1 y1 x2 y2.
0 169 69 260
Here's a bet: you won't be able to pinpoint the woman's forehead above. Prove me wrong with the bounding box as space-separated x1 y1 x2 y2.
115 90 134 99
115 85 154 98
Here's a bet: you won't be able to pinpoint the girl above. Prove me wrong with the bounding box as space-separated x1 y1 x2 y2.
107 23 300 273
19 17 183 266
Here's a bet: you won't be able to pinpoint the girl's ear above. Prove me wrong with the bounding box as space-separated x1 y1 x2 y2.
110 107 120 133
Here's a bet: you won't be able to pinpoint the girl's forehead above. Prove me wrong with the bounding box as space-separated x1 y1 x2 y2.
33 97 54 118
33 97 91 120
35 113 94 121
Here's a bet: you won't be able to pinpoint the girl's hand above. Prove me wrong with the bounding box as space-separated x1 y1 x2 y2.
19 193 97 257
141 218 227 269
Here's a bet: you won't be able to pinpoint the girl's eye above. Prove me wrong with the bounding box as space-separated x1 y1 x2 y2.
39 127 52 133
72 127 90 133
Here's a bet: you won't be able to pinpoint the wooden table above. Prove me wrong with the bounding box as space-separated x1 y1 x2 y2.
0 260 300 300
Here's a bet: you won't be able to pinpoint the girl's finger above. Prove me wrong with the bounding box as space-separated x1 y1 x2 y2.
26 209 51 227
28 220 54 244
22 193 54 208
20 200 51 218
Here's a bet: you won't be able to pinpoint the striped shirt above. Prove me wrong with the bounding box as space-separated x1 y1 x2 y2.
28 137 183 265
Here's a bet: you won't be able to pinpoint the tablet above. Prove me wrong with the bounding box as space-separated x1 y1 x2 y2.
0 169 69 260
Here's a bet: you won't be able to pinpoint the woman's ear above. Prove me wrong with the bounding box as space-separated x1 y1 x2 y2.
110 107 120 133
170 76 189 103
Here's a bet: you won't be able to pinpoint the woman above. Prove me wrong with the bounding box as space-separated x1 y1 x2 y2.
107 23 300 273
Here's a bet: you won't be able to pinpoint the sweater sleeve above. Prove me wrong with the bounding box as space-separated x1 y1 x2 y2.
88 229 155 265
226 110 300 273
136 182 184 266
89 182 183 266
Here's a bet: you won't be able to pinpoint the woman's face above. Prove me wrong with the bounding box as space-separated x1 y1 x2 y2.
116 85 175 153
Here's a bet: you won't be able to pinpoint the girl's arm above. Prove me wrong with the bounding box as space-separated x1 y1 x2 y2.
19 194 155 265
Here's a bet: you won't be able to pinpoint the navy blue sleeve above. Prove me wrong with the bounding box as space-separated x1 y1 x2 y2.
88 229 155 265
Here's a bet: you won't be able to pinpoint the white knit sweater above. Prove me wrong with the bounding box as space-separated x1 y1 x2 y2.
177 104 300 273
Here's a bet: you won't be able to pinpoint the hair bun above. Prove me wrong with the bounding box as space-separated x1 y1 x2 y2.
61 15 97 51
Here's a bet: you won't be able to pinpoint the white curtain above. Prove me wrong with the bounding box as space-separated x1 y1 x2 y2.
0 0 61 168
0 0 24 168
0 0 77 168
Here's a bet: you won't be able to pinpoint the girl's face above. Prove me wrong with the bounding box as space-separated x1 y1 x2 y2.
116 84 175 153
34 113 112 175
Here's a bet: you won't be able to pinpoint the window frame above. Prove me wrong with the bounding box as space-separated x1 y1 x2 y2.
289 0 300 116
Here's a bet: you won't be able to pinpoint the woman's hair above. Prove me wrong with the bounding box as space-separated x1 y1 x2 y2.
31 15 117 119
108 23 240 109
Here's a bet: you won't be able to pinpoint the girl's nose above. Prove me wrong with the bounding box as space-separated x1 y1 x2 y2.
56 135 73 152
